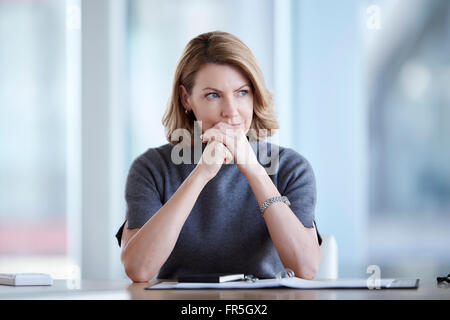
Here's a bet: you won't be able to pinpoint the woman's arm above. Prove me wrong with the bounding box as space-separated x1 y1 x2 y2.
201 123 321 280
244 166 322 280
120 167 208 282
121 140 232 282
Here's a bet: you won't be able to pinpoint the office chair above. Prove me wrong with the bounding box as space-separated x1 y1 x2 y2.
315 234 338 280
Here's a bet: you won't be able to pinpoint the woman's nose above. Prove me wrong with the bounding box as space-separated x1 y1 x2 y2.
221 98 239 118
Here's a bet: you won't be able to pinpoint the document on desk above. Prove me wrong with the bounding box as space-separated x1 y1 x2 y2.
146 277 419 290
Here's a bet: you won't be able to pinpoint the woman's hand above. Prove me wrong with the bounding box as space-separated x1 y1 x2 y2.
195 139 234 182
201 122 264 178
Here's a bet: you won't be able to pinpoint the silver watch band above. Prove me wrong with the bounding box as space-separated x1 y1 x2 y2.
260 196 291 216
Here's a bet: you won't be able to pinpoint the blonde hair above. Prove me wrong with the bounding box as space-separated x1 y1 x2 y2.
162 31 279 145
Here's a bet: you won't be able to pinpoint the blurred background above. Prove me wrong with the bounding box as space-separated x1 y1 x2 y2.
0 0 449 280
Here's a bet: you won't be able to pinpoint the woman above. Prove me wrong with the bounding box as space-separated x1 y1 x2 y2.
115 31 322 282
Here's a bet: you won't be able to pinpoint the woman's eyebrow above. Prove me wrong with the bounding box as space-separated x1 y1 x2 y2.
202 84 250 93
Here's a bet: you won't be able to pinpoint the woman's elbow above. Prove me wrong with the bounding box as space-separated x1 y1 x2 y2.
124 264 155 283
296 266 318 280
122 252 156 282
126 270 152 283
295 247 322 280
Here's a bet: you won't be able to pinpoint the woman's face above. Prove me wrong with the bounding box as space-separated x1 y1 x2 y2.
180 63 254 134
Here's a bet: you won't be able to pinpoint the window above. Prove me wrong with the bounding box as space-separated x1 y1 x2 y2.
0 0 80 279
367 0 450 274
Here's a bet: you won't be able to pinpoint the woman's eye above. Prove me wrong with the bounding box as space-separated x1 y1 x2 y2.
205 92 219 99
238 90 249 96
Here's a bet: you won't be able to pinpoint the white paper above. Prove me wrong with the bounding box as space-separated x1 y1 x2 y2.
148 278 281 290
147 277 397 290
279 277 395 289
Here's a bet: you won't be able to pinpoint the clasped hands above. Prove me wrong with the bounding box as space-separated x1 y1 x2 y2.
196 122 264 181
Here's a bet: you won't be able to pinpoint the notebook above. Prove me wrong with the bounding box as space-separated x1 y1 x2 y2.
147 277 419 290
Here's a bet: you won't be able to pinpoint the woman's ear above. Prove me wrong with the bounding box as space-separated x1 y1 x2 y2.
179 85 191 111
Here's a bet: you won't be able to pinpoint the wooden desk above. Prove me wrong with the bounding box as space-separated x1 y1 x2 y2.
0 278 449 300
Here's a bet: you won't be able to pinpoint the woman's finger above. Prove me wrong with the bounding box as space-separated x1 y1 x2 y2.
202 128 222 142
223 146 234 164
203 128 237 155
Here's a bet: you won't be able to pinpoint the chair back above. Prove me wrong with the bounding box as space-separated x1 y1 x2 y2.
315 234 338 280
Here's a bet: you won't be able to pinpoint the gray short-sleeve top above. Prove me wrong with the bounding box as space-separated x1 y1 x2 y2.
115 141 322 279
